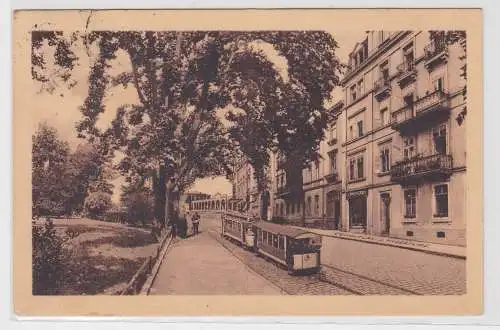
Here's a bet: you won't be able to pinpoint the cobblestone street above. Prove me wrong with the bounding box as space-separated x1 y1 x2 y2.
320 236 466 295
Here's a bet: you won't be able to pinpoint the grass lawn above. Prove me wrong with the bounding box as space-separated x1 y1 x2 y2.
43 218 160 295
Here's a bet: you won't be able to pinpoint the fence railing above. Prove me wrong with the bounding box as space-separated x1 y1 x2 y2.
120 226 171 295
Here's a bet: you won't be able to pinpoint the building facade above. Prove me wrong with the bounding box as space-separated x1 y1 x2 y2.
339 30 466 246
232 153 272 219
271 101 344 228
239 30 466 246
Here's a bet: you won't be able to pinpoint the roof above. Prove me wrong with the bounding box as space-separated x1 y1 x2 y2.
252 221 319 239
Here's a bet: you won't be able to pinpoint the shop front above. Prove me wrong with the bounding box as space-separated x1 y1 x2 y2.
347 189 368 233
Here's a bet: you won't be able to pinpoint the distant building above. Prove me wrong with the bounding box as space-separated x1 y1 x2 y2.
182 191 210 212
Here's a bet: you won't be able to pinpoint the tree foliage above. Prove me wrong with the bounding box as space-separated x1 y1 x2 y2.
32 123 74 216
32 28 343 222
84 191 112 219
32 219 64 295
120 183 155 226
32 124 113 217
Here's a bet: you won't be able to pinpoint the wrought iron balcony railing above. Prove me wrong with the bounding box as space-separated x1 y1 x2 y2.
390 153 453 183
424 40 449 69
324 171 339 183
396 61 417 86
391 90 450 130
374 77 391 100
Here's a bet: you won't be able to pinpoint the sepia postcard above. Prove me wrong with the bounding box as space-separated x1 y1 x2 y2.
13 8 483 317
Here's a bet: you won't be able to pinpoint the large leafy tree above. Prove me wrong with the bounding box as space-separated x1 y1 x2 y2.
32 124 114 217
32 123 74 216
66 143 113 213
32 28 342 225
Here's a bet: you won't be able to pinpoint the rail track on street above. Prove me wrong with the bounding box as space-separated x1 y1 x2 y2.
209 229 354 295
209 229 419 296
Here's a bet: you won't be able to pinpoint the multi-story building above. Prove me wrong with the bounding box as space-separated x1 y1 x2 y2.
271 102 344 228
339 30 466 245
232 153 272 219
272 152 303 224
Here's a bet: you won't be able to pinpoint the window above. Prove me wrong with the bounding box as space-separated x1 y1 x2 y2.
267 233 272 246
329 125 337 142
350 85 357 102
380 107 389 126
307 196 312 216
329 151 337 173
357 79 364 96
403 43 414 71
315 160 320 180
349 125 354 139
380 145 391 173
357 157 364 179
275 203 279 215
403 136 416 160
433 76 444 92
314 195 320 216
263 231 267 242
434 184 449 217
349 158 356 180
357 121 364 137
404 189 417 218
278 236 285 249
380 61 389 81
273 235 279 248
280 203 284 216
432 124 447 154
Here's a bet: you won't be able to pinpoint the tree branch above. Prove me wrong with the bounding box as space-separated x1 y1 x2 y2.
129 53 148 107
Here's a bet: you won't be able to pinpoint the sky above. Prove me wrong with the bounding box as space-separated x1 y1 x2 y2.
32 29 366 201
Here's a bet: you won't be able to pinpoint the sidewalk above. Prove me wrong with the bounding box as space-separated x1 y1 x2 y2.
292 226 466 259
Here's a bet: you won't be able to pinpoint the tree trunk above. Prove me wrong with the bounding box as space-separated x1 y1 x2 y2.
153 165 166 228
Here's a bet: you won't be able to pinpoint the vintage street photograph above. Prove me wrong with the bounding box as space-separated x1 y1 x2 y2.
13 9 483 316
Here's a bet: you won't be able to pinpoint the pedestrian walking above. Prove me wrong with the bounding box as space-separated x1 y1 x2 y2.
170 212 178 239
192 211 200 235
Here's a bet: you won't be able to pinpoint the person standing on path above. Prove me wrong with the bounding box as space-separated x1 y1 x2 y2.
192 211 200 235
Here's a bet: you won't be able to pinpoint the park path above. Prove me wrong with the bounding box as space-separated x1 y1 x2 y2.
149 217 283 295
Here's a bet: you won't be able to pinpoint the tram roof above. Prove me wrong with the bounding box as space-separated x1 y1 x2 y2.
252 221 319 239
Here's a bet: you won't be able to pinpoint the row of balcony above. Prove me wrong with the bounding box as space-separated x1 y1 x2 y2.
364 39 449 101
275 152 453 198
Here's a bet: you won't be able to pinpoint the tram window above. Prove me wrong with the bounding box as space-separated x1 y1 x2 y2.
273 236 279 248
268 233 273 246
279 236 284 250
263 232 267 242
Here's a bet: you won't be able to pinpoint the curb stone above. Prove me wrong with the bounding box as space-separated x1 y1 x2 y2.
140 234 174 295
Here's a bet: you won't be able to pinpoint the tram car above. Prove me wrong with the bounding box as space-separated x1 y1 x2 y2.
221 212 256 250
221 214 322 275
